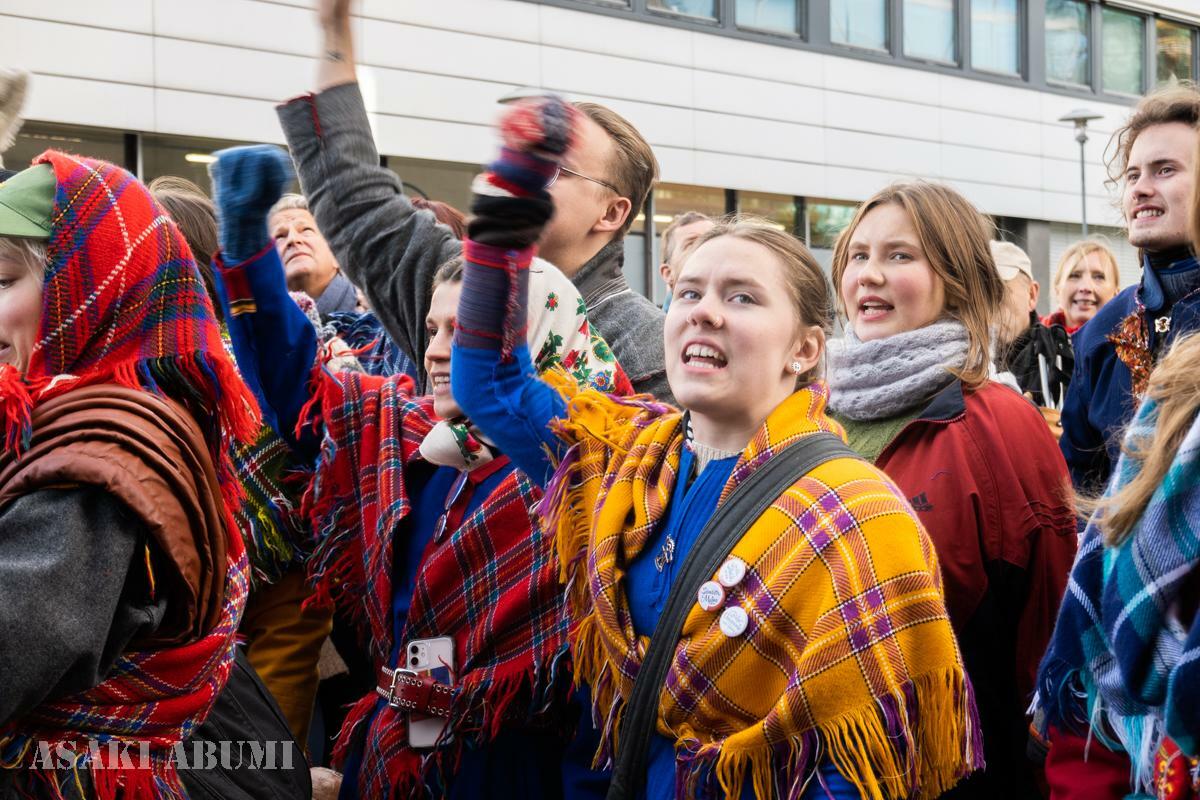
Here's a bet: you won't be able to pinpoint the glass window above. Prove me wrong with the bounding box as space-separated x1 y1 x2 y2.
831 0 887 51
643 183 726 238
805 200 857 251
1157 20 1194 86
5 122 127 173
971 0 1019 75
736 0 800 34
1045 0 1090 86
738 192 797 234
383 156 478 215
141 134 254 195
647 0 717 20
1102 7 1145 95
904 0 957 63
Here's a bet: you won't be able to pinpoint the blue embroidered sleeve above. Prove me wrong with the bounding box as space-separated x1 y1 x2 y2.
214 245 321 459
451 342 565 488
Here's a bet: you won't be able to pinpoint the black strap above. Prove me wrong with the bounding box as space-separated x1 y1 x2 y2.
605 432 857 800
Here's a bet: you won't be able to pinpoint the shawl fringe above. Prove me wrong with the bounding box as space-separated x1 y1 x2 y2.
540 372 983 799
663 667 982 800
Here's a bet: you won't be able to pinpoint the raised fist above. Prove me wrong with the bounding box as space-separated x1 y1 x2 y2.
497 95 579 160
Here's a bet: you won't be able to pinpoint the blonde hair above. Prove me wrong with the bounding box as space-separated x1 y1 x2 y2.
1091 333 1200 546
830 182 1003 390
1051 239 1121 296
1107 83 1200 184
574 102 659 235
687 216 832 385
0 236 47 278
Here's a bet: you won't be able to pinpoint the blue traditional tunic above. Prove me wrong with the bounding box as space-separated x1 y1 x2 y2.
452 345 859 800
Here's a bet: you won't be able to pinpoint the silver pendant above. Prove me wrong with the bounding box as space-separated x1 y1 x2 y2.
654 536 676 572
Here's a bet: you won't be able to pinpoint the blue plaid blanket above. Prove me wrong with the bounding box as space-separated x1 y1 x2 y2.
1038 396 1200 789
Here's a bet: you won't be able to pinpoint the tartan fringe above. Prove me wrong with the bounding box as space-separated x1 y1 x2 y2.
2 744 185 800
303 484 362 615
238 487 303 584
297 361 366 617
667 667 984 800
331 693 378 769
0 364 33 453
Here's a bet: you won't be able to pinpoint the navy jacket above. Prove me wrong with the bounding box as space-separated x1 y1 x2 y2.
1060 256 1200 491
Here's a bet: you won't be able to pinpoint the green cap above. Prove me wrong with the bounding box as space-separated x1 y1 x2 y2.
0 163 55 240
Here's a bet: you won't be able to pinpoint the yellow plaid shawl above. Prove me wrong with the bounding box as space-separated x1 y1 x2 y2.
542 377 982 799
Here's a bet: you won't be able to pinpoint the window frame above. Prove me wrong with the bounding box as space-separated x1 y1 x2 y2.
734 0 806 39
828 0 890 54
519 0 1199 107
899 0 961 67
1044 0 1092 90
1098 3 1148 98
1153 14 1198 88
966 0 1026 79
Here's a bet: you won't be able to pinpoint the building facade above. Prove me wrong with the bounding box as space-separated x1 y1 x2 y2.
3 0 1199 307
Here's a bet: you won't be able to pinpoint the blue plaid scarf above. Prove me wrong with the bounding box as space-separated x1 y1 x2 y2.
1038 396 1200 789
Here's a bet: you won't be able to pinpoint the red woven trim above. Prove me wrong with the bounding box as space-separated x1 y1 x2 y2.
463 240 535 270
214 243 276 274
485 173 529 198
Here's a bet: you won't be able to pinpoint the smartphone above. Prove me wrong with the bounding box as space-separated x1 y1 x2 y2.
404 636 455 748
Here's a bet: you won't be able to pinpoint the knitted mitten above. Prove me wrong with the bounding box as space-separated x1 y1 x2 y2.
209 145 294 264
459 96 579 357
466 95 579 249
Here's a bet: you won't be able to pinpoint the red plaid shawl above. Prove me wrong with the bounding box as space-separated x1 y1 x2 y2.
302 367 566 798
0 152 258 798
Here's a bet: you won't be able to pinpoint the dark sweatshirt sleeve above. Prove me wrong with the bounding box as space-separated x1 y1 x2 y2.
1058 336 1110 492
0 487 160 725
214 245 321 459
277 83 462 393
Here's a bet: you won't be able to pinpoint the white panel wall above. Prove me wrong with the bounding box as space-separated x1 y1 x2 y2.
2 0 1199 227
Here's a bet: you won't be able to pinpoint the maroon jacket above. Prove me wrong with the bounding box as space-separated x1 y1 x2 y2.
874 380 1077 798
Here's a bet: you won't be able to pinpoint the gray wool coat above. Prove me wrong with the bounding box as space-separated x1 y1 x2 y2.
276 82 672 403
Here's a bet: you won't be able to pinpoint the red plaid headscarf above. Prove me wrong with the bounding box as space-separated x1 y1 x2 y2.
0 150 259 467
0 151 259 799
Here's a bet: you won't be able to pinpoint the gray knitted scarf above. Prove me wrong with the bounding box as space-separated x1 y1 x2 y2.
826 320 968 422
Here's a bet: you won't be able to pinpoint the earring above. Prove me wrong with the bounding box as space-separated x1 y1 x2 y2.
790 361 804 375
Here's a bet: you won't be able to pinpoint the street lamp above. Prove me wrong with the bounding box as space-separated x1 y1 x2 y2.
1058 108 1104 236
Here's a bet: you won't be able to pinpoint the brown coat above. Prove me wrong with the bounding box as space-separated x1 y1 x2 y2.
0 384 229 643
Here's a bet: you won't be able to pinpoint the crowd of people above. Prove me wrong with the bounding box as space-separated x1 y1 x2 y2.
1 2 1199 799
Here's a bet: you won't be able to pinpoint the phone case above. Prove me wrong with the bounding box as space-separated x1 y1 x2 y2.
404 636 455 748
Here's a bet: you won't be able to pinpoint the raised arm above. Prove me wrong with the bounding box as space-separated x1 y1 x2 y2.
210 145 321 458
452 100 582 486
275 0 461 391
316 0 356 91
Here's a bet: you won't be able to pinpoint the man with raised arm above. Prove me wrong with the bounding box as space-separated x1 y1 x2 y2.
275 0 671 400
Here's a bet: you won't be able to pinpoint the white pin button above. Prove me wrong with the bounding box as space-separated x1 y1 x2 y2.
719 605 749 638
717 557 747 588
696 581 726 612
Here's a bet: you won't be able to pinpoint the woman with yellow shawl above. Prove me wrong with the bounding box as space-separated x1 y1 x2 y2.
450 98 983 800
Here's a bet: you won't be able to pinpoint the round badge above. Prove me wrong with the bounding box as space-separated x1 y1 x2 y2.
719 605 749 638
717 557 747 588
696 581 726 612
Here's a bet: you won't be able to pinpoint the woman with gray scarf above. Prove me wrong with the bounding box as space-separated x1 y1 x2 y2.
825 181 1078 800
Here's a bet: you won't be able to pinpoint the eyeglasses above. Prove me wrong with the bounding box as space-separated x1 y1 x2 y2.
548 164 621 196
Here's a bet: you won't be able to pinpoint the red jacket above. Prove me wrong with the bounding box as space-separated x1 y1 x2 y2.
874 380 1078 797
